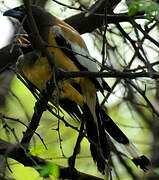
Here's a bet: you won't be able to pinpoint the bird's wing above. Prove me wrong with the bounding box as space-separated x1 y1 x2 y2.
52 23 111 93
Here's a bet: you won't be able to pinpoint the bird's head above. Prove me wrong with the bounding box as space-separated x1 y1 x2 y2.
3 5 54 43
3 6 25 22
3 5 53 26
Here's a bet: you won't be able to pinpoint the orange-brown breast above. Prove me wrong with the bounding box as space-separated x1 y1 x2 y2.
21 56 52 89
19 54 85 107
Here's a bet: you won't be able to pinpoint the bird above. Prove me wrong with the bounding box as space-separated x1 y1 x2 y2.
4 5 150 174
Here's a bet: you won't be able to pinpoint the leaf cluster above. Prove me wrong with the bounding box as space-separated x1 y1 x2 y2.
129 0 159 21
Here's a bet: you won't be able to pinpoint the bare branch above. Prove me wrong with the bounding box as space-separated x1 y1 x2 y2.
0 139 103 180
57 69 159 80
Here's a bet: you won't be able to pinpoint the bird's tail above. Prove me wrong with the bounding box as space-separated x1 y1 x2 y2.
83 98 150 174
83 104 110 174
100 107 150 171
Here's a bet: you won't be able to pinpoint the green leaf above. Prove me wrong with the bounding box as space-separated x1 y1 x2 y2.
154 168 159 175
34 162 60 178
128 0 159 21
27 146 43 156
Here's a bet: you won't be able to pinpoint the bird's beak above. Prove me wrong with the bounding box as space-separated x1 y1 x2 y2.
18 36 30 45
3 8 24 20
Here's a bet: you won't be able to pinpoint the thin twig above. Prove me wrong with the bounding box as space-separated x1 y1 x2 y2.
52 0 83 11
3 114 48 150
0 139 104 180
68 117 85 168
126 79 159 118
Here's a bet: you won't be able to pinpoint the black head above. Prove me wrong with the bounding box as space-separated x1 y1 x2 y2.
3 5 25 22
3 5 54 25
4 5 54 44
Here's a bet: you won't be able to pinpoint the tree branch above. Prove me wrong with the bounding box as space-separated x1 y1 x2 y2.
65 0 121 33
57 69 159 80
0 139 103 180
18 0 59 150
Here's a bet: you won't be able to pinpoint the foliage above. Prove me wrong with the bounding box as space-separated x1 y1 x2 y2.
128 0 159 20
34 162 59 178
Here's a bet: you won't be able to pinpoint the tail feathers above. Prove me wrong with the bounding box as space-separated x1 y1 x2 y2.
96 108 110 160
109 135 150 171
100 108 150 171
83 104 110 174
59 99 82 120
100 108 129 144
90 144 107 175
132 156 150 171
98 125 110 160
83 101 150 172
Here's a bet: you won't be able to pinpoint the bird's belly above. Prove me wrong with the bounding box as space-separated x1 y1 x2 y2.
22 59 84 106
22 60 52 89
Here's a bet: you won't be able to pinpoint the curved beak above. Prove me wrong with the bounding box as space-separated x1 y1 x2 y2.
3 8 24 20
